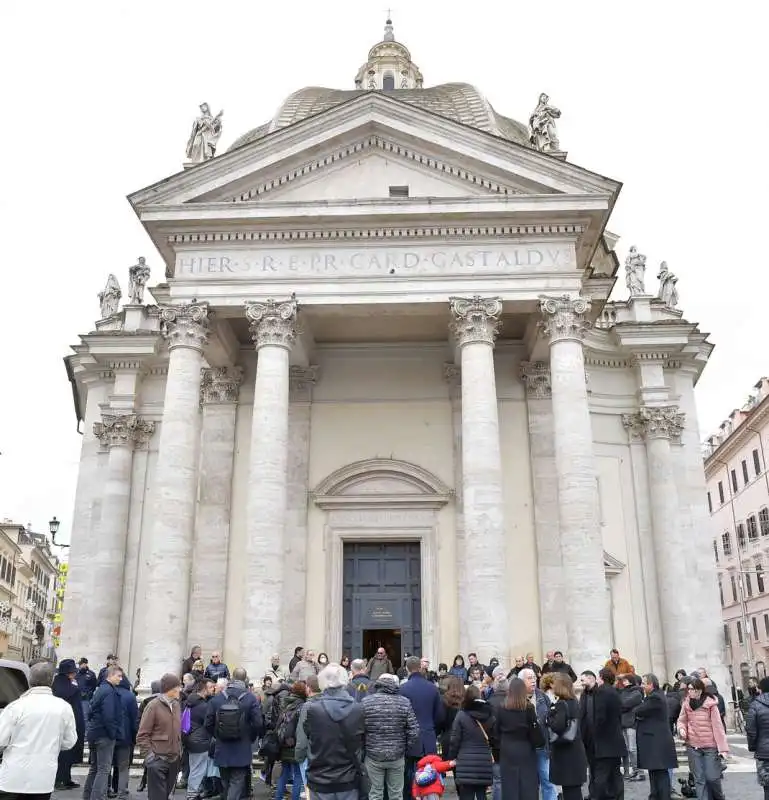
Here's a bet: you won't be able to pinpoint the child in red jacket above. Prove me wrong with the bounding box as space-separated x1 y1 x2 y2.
412 754 455 800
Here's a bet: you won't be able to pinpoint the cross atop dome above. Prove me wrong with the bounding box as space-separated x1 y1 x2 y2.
354 15 423 91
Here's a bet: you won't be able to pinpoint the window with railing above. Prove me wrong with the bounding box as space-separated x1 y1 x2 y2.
738 523 747 550
723 532 733 555
749 515 759 542
760 508 769 537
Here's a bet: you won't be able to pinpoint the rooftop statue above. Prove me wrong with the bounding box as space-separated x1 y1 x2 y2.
657 261 679 309
128 257 151 305
529 93 561 153
186 102 223 163
98 274 121 318
624 245 647 296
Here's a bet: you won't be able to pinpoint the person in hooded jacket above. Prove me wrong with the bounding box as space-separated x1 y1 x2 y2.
447 684 496 800
53 659 86 790
185 678 215 800
746 676 769 800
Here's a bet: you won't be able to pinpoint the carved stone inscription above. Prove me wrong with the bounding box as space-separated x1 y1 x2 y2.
175 244 572 279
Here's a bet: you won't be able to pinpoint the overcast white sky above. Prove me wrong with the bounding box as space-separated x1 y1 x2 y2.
0 0 766 545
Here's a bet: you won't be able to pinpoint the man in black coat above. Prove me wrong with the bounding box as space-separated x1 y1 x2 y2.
580 668 626 800
635 674 677 800
746 675 769 792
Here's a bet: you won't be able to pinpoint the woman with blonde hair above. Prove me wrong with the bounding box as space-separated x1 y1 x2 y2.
546 674 586 800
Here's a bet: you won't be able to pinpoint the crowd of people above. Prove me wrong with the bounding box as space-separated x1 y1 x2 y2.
5 645 769 800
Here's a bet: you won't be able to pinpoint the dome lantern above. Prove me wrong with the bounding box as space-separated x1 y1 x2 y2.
353 16 423 91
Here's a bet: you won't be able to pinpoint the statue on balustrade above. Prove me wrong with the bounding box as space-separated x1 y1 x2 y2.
624 245 647 296
529 93 561 152
128 257 151 305
657 261 679 308
186 102 223 163
98 274 121 318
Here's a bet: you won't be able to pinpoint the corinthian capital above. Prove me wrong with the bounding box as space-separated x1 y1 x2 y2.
519 361 551 399
245 297 297 350
201 366 244 404
622 405 685 441
449 296 502 347
94 414 155 449
538 295 591 344
159 303 210 352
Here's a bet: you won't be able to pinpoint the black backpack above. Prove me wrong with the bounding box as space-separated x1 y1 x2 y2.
277 703 301 747
215 691 245 741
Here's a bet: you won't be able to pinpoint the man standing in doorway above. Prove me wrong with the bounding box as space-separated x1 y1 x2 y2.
367 648 394 681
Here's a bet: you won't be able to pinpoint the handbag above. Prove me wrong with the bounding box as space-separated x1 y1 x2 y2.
474 719 494 763
548 711 578 744
321 700 370 795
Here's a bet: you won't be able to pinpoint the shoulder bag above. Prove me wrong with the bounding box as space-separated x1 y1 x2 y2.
548 703 578 744
321 700 370 796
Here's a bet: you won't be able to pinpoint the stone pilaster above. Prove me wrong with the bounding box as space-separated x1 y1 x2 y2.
444 363 469 653
449 296 509 658
519 361 567 653
623 405 693 671
242 297 297 677
187 366 243 655
140 304 210 684
539 295 610 672
282 365 318 653
90 414 154 662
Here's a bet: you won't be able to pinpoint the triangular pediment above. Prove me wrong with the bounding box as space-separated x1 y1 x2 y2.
129 92 620 211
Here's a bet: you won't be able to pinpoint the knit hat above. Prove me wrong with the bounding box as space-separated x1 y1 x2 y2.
159 673 181 693
58 658 77 676
375 673 399 689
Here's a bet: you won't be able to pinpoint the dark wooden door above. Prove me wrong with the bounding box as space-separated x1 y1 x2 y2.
342 542 422 660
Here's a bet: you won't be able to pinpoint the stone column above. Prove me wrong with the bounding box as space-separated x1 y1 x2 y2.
281 366 318 653
539 296 610 671
242 297 297 677
91 414 154 662
187 366 243 656
449 296 509 658
623 406 694 670
140 304 209 683
444 363 469 653
519 361 567 653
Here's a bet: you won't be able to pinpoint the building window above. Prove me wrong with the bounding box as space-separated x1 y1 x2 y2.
761 509 769 537
382 72 395 91
743 460 750 484
759 564 766 593
765 614 769 638
10 566 15 586
737 620 744 643
754 617 760 641
719 579 725 606
731 574 738 602
732 469 739 493
749 515 759 541
708 492 713 512
719 481 725 504
755 448 762 476
714 540 719 563
389 185 409 198
738 523 747 550
723 532 732 555
724 623 731 646
747 573 754 596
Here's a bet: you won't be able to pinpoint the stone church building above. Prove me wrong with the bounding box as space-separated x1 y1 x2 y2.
62 20 725 686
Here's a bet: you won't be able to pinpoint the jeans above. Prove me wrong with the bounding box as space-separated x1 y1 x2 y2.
622 729 638 774
536 750 557 800
365 756 404 800
220 766 249 800
113 744 131 800
687 746 725 800
187 752 209 797
300 759 308 787
275 762 303 800
145 755 179 800
83 738 116 800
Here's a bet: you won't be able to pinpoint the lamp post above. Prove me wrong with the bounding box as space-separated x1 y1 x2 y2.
48 516 69 548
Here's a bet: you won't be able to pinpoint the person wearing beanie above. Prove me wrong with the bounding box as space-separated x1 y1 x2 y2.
137 674 182 800
52 658 86 789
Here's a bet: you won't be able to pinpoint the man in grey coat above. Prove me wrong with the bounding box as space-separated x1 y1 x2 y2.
361 675 420 800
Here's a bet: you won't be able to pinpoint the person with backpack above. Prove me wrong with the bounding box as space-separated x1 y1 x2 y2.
204 667 264 800
349 659 371 701
273 682 308 800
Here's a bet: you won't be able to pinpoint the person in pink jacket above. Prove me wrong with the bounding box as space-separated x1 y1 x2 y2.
677 677 728 800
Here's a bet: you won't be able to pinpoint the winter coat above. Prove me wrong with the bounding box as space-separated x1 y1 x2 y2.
204 661 230 682
532 689 551 752
677 696 728 753
291 660 319 682
496 705 543 800
412 754 454 797
447 700 495 787
665 689 682 728
136 696 182 759
579 685 626 760
547 698 587 788
296 688 365 794
76 667 98 701
449 666 468 683
0 687 77 794
436 704 460 760
619 685 644 729
541 661 578 683
204 682 264 767
603 657 634 676
51 673 85 765
747 693 769 759
348 673 371 702
361 680 419 762
276 693 305 763
87 682 123 743
115 682 139 746
400 672 445 757
366 656 395 681
184 692 212 754
263 684 288 730
634 690 677 770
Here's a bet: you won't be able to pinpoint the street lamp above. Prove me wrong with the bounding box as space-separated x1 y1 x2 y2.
48 516 69 548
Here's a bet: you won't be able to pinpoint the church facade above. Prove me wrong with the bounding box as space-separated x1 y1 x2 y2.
62 21 725 687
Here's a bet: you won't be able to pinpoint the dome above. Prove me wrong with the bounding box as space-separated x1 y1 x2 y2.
228 19 531 153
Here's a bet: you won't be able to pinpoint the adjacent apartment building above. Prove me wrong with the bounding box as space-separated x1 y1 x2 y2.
706 377 769 689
